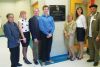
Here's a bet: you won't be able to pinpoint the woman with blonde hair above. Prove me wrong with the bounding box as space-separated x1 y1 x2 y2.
64 15 76 61
18 11 32 64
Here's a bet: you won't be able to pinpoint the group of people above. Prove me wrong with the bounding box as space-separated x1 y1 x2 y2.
3 4 100 67
64 4 100 66
64 7 87 61
4 5 55 67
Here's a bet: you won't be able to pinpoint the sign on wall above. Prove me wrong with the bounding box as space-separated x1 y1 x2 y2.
49 5 65 21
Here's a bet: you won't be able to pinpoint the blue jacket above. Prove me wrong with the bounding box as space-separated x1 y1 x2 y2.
39 15 55 36
3 22 20 48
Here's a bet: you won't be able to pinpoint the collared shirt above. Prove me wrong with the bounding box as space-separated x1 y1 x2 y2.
18 18 29 32
76 15 87 29
36 16 39 20
89 12 97 37
39 15 55 36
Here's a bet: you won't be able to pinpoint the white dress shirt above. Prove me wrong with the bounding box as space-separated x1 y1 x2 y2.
89 13 97 37
76 15 87 29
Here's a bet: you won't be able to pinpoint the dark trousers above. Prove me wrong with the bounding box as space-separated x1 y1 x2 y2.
39 36 53 62
9 45 20 67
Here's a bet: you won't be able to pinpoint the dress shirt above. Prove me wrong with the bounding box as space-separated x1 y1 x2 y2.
76 15 87 29
89 13 97 37
39 15 55 36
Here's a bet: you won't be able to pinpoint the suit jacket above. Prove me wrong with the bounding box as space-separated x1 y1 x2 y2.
87 12 100 38
3 22 20 48
29 16 40 40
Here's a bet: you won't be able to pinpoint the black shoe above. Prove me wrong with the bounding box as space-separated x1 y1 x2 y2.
17 63 22 66
23 57 32 64
93 62 99 66
67 55 71 60
70 57 76 61
77 57 83 60
33 59 39 65
11 65 17 67
87 59 94 62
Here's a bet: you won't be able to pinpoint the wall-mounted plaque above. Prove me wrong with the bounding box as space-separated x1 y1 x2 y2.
50 5 65 21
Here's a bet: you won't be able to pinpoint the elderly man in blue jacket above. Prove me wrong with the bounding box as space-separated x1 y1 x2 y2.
3 13 22 67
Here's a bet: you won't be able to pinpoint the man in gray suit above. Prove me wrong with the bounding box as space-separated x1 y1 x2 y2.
87 4 100 66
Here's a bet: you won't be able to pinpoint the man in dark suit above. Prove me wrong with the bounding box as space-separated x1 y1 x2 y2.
87 4 100 66
3 13 22 67
29 8 40 65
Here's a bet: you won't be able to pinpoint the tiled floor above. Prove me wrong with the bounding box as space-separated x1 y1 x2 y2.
0 37 100 67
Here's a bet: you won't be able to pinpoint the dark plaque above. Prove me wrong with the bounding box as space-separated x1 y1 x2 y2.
50 5 65 21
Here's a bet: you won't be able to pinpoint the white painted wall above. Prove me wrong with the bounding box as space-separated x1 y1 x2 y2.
0 1 15 24
31 0 37 4
95 0 100 12
0 17 1 28
0 0 31 24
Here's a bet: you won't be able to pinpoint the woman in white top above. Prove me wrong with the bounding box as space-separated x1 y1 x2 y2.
18 11 32 64
76 7 87 60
